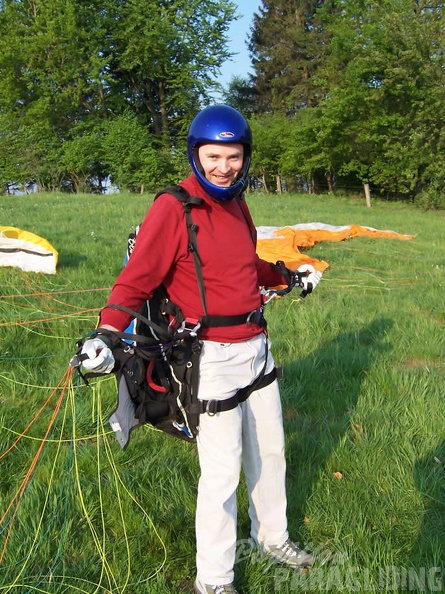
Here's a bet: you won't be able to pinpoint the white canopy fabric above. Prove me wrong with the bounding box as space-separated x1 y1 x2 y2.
0 226 58 275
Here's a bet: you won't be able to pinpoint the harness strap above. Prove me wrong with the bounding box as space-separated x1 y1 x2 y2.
190 367 277 416
183 203 208 317
107 302 265 334
156 185 208 317
104 303 172 341
200 309 265 328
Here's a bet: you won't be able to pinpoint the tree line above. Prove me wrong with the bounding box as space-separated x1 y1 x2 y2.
0 0 234 193
1 0 444 208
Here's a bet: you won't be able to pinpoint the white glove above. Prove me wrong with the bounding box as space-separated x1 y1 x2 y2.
295 264 322 294
80 337 115 374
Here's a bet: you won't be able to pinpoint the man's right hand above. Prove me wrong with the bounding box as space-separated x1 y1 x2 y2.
80 337 115 373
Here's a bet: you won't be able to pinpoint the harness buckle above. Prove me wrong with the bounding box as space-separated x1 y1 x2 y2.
261 288 279 305
247 306 264 326
205 399 219 416
177 318 202 337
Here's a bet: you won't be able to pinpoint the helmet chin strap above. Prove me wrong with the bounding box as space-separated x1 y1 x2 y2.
192 147 205 175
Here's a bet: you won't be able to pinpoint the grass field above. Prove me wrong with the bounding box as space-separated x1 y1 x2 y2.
0 191 444 594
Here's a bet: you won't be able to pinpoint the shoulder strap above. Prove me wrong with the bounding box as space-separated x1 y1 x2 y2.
155 185 208 317
154 184 203 207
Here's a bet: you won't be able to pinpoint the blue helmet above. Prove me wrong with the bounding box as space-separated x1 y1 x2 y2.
187 105 252 202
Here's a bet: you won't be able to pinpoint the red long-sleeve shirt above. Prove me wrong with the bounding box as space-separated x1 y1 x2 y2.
99 175 285 342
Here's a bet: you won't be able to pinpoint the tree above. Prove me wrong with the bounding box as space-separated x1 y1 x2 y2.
105 0 237 140
281 107 339 194
314 0 445 200
248 0 327 112
249 113 289 192
0 0 238 191
60 128 106 193
0 0 111 129
246 0 445 205
101 113 186 193
221 75 258 117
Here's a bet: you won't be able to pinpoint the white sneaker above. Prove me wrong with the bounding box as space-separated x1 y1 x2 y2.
193 579 238 594
261 538 314 568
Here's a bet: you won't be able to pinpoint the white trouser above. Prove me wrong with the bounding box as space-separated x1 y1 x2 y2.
195 333 289 585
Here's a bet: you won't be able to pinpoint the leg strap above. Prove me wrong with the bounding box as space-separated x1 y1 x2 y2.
191 367 277 416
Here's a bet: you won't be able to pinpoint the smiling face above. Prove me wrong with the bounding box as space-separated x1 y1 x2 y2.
197 143 244 187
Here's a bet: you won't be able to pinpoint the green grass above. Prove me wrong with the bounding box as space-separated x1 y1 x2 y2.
0 191 444 593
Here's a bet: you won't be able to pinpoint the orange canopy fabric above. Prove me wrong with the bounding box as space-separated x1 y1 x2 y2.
256 223 414 271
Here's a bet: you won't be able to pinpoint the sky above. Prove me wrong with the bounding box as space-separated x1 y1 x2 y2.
217 0 261 87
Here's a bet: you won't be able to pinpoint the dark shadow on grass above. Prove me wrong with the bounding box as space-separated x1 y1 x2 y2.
281 316 393 524
235 316 393 591
57 252 88 268
409 442 445 590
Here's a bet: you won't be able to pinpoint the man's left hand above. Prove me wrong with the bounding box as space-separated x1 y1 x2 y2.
293 264 322 295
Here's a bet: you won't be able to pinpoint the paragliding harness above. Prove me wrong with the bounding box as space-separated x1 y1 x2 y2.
71 186 304 449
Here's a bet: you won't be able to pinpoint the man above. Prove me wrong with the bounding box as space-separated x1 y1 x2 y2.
80 105 321 594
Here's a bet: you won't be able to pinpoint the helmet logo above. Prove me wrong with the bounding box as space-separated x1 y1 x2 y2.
220 131 235 138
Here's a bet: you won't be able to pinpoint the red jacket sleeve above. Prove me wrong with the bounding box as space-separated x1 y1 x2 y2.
255 255 286 287
99 194 186 330
237 196 286 287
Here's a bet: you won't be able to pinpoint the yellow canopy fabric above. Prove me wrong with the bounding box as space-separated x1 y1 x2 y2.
0 226 58 274
256 222 414 271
